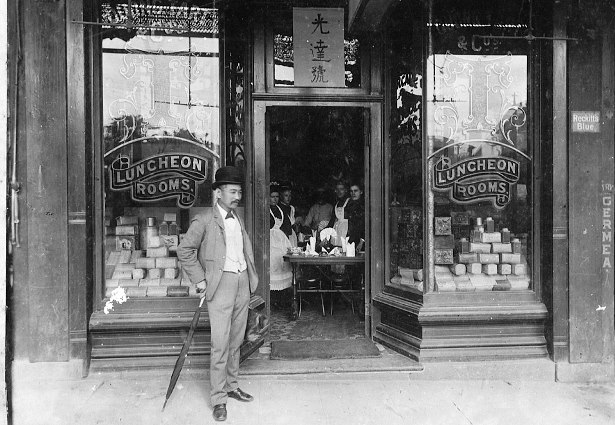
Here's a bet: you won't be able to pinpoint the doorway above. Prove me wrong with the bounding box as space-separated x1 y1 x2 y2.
268 106 367 342
251 101 381 346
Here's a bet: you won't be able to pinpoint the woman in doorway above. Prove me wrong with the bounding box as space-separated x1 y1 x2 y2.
328 181 350 239
269 185 293 303
347 183 365 248
279 186 298 247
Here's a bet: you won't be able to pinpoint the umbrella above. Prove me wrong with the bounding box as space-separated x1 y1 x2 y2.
162 297 205 410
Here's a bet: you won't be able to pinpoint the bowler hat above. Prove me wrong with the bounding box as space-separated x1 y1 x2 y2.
212 166 243 189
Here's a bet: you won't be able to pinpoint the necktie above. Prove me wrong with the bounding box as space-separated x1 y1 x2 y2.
226 211 234 220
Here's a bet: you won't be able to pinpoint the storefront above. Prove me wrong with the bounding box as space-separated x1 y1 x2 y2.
7 0 614 379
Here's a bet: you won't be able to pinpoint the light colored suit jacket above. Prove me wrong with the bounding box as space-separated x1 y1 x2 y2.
177 206 259 301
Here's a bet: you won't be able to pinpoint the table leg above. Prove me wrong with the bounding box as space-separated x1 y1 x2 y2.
291 263 298 320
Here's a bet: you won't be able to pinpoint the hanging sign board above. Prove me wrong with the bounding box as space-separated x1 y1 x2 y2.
571 111 600 133
293 7 345 87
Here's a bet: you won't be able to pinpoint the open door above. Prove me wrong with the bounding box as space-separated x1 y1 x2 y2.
253 101 380 341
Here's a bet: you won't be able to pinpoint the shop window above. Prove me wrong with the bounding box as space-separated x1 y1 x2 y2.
386 0 535 295
386 1 425 294
425 0 533 294
100 2 221 299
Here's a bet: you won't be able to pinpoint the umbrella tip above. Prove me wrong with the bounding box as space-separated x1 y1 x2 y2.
162 400 168 411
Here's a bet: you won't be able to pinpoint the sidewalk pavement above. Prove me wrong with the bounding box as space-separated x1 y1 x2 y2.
10 366 615 425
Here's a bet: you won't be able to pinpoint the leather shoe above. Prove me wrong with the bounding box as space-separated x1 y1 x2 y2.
212 404 227 422
227 388 254 402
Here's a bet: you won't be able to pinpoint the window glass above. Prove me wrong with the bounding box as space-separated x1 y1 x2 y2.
100 2 220 299
426 0 533 294
386 1 425 294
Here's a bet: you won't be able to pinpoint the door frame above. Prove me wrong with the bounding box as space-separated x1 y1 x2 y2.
251 100 383 338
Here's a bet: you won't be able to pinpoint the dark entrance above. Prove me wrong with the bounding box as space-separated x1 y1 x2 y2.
266 106 368 343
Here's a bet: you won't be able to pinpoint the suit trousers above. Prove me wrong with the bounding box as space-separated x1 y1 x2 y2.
207 270 250 406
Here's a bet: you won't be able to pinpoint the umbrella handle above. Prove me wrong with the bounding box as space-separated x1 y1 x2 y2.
199 297 205 308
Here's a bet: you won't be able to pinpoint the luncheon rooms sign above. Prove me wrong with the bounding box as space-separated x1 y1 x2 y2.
433 156 521 209
109 153 208 208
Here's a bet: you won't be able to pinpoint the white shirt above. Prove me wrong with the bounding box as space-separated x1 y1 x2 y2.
217 203 247 273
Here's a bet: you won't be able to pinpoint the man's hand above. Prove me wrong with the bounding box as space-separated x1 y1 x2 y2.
196 280 207 298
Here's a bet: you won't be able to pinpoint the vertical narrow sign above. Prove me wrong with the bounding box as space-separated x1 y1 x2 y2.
293 7 345 87
602 183 613 270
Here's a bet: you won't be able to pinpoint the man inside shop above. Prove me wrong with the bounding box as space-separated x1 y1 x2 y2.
301 187 333 233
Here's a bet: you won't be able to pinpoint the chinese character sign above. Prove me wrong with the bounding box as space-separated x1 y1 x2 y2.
293 7 345 87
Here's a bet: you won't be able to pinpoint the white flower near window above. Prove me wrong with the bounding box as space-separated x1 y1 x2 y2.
104 287 129 314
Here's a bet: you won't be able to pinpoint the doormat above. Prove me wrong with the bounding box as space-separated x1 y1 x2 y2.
270 338 381 361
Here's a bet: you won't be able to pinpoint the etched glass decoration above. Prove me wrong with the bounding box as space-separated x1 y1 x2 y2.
225 47 246 167
426 18 533 294
100 2 220 299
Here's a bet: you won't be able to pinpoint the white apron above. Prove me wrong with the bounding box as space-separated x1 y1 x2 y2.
286 204 298 247
332 198 350 273
333 198 350 239
270 206 292 291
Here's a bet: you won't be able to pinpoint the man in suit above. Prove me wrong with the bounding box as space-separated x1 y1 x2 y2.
177 166 259 422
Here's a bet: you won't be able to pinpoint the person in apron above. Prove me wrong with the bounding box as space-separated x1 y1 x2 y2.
269 186 293 294
329 182 350 274
279 187 298 247
329 181 350 239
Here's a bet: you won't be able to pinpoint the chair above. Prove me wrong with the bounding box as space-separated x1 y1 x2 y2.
329 272 355 316
298 268 325 317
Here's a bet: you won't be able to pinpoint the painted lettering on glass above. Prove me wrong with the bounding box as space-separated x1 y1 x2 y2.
109 153 208 208
433 156 520 209
603 191 613 269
